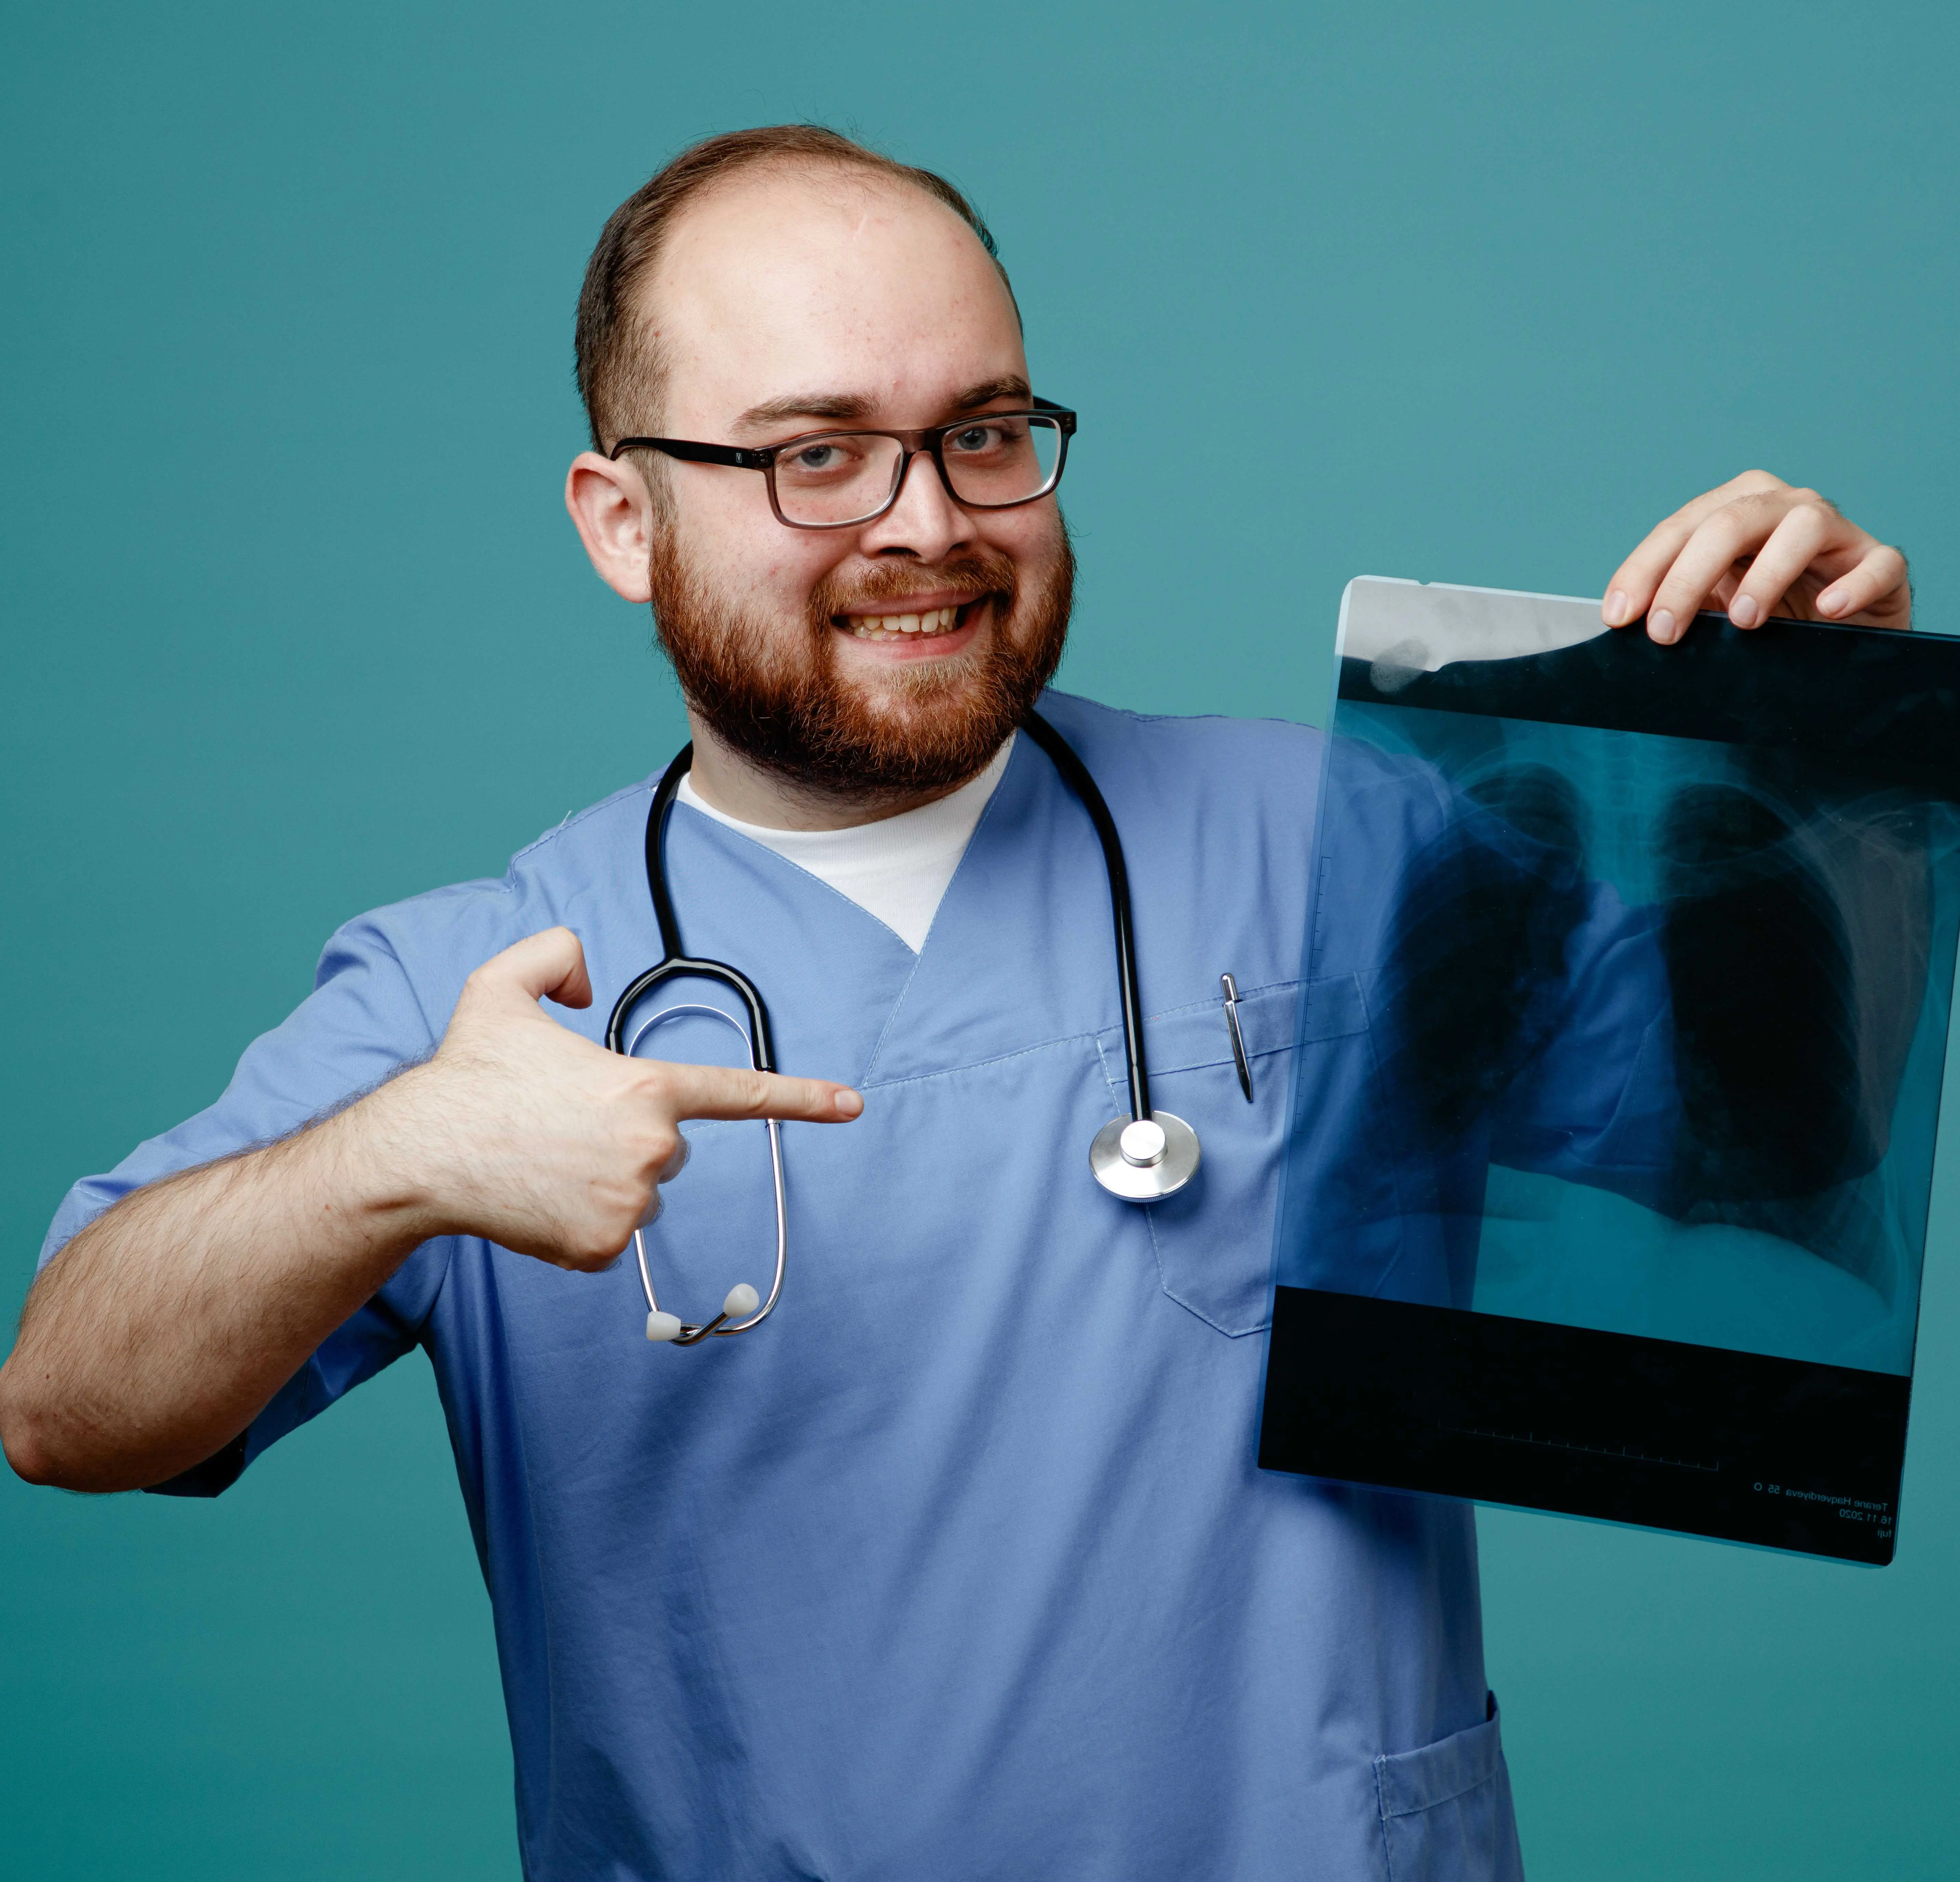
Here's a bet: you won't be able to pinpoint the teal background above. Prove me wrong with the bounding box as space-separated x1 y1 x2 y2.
3 2 1956 1874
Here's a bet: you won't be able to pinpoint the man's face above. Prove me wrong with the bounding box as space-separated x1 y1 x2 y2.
627 166 1073 798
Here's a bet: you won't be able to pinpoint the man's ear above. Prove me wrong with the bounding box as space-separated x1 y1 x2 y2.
565 452 657 603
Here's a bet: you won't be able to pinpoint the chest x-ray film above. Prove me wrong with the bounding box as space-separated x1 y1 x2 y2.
1258 578 1960 1562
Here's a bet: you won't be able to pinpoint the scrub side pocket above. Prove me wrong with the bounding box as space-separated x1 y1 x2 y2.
1099 980 1304 1337
1374 1695 1524 1882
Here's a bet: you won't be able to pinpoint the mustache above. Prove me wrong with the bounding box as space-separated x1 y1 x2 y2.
808 549 1019 624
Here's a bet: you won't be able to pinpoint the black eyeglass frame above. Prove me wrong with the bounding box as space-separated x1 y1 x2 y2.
607 396 1076 531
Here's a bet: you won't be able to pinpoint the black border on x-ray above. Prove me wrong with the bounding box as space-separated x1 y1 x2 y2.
1259 1288 1908 1564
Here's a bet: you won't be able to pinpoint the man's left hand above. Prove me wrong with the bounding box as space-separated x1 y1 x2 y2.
1603 470 1910 643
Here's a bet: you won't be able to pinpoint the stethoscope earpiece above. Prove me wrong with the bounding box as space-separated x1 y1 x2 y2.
645 1284 756 1344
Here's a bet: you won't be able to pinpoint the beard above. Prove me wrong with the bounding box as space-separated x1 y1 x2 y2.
647 525 1074 802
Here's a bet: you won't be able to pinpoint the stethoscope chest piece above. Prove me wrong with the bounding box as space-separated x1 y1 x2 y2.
1089 1111 1200 1201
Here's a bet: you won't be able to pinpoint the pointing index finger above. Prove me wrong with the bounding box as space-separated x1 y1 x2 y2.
656 1060 864 1123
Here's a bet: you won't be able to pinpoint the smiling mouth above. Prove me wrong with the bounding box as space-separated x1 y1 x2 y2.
838 600 981 642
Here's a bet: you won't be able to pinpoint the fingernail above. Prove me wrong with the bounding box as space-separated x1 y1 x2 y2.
1817 588 1844 615
1648 608 1676 644
835 1089 863 1118
1729 594 1760 628
1604 589 1630 627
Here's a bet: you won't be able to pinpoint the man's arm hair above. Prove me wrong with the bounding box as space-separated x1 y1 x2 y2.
0 1073 440 1493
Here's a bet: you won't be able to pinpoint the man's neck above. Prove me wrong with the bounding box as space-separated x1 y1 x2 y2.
681 716 983 832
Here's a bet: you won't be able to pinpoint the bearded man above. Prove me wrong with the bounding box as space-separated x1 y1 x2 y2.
0 126 1911 1880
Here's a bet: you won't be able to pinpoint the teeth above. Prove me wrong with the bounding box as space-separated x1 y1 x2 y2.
846 604 963 640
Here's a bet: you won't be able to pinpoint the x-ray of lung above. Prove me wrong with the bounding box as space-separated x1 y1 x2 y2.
1258 579 1960 1561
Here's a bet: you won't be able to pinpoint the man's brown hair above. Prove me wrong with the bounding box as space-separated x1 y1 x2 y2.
574 125 1012 451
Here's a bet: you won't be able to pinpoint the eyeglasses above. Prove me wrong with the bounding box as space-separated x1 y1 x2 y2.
608 396 1076 530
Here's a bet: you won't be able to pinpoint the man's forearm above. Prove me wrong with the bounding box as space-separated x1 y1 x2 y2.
0 1075 440 1493
2 926 863 1495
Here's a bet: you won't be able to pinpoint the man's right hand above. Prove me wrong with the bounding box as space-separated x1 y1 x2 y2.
381 926 862 1269
0 925 860 1492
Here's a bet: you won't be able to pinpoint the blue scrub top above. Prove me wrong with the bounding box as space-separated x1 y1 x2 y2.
42 693 1523 1882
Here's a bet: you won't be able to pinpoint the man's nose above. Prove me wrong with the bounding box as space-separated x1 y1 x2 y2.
857 449 974 560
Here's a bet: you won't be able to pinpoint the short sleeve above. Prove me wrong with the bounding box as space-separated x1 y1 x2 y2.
38 912 455 1497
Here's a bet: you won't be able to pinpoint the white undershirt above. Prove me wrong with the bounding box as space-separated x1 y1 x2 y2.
675 735 1016 953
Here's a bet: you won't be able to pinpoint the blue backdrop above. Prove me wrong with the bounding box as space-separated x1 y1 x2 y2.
4 3 1957 1875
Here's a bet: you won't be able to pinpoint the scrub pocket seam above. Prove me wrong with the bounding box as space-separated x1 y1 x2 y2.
1142 1210 1268 1337
1371 1694 1519 1882
856 1027 1107 1094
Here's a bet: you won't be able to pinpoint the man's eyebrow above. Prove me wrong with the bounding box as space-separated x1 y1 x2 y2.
733 391 879 433
946 375 1032 412
730 375 1034 436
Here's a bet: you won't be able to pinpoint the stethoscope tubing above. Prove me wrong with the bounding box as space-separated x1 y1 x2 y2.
1018 712 1153 1124
605 709 1178 1343
620 1002 787 1342
606 746 788 1341
605 745 777 1071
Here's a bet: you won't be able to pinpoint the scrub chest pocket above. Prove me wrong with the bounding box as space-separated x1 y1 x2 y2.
1099 978 1367 1337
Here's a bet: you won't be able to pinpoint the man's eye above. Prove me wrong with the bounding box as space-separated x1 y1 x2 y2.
949 426 999 454
792 444 842 471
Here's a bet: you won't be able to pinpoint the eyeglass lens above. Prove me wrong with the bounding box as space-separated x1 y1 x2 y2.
772 416 1063 526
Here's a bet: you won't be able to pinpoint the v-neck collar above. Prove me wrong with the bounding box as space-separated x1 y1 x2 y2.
673 735 1016 956
645 726 1122 1094
654 796 921 1090
860 731 1122 1087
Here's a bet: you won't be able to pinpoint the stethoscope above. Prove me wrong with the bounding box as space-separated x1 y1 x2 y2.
604 709 1199 1345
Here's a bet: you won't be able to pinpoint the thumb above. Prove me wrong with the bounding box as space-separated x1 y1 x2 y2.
474 927 594 1010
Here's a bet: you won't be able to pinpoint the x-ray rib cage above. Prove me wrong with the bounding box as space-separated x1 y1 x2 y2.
1257 577 1960 1563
